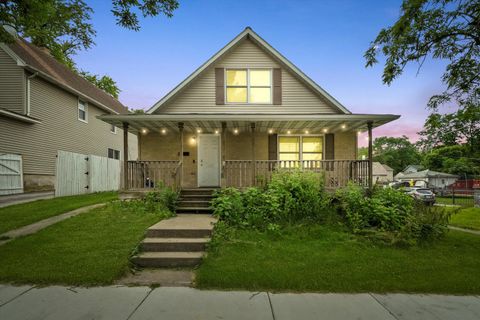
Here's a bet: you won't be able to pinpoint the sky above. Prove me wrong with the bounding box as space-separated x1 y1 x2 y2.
75 0 451 147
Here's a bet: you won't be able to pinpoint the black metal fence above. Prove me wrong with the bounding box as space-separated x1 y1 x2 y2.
435 188 476 207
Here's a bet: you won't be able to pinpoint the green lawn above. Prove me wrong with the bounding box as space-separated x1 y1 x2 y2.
0 192 118 234
196 225 480 294
450 207 480 230
0 202 168 285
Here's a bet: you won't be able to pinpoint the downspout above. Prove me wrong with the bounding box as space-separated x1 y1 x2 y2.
26 72 38 116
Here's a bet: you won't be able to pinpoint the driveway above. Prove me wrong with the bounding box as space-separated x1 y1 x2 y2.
0 191 54 208
1 285 479 319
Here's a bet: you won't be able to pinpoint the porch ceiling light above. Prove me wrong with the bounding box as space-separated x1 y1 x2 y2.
215 130 219 134
268 129 273 134
305 130 309 134
323 128 328 133
287 130 291 134
141 128 148 134
233 128 239 134
197 129 202 133
161 128 166 134
341 124 346 129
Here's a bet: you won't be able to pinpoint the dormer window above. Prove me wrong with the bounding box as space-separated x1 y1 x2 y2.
226 69 272 104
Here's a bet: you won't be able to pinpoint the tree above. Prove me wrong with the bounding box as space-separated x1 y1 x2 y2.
1 0 179 96
418 97 480 151
422 145 480 176
79 72 120 98
371 136 423 174
365 0 480 110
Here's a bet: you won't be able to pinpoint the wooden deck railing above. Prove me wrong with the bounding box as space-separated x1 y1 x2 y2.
224 160 369 189
127 160 182 191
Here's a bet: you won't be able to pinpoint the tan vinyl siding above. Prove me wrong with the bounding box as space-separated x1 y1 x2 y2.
158 38 338 114
0 48 25 113
0 76 137 175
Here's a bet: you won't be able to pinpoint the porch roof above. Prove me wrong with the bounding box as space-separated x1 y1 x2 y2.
98 113 400 134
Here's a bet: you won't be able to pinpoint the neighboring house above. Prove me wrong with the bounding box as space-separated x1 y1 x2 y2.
372 162 394 184
99 27 399 190
0 34 138 193
395 169 458 189
402 164 424 174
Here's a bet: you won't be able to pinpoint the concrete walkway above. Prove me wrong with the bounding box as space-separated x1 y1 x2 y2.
0 191 54 208
449 226 480 235
0 285 479 320
0 203 107 246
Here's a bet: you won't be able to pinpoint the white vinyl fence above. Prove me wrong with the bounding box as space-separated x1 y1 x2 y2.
0 153 23 195
55 151 120 197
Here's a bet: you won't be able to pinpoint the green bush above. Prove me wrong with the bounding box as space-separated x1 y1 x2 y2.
212 171 328 229
335 183 450 244
141 185 179 214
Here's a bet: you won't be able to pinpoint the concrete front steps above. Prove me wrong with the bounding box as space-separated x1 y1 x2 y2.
133 214 217 268
176 188 216 214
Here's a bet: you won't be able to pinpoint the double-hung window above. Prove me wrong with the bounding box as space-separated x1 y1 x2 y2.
108 148 120 160
226 69 272 104
278 136 323 161
78 100 88 122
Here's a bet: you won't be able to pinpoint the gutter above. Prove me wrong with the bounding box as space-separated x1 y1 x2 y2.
0 109 42 124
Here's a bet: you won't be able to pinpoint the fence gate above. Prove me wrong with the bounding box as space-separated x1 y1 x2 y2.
55 151 121 197
0 153 23 195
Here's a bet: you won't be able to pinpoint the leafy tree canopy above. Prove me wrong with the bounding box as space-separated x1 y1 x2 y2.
371 136 423 174
0 0 178 97
422 145 480 176
365 0 480 109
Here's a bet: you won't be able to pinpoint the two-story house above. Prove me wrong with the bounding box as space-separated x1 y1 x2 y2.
0 33 138 193
99 27 399 200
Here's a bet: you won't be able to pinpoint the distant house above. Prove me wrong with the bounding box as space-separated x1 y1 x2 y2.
372 162 394 184
0 34 138 193
395 169 457 189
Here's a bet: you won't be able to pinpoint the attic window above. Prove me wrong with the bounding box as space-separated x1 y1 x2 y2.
226 69 272 104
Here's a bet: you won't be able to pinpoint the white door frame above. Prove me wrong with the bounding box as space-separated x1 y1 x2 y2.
197 134 221 187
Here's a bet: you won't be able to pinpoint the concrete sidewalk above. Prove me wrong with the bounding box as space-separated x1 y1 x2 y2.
0 191 54 208
1 285 479 320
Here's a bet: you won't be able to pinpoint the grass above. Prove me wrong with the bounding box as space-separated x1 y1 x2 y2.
0 201 170 285
0 192 118 234
436 196 474 207
450 207 480 230
196 225 480 294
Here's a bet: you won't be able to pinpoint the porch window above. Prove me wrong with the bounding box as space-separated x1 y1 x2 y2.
108 148 120 160
226 69 272 104
278 136 323 161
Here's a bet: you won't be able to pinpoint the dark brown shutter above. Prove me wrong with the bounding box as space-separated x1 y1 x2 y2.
268 134 278 160
325 133 334 160
215 68 225 105
273 68 282 105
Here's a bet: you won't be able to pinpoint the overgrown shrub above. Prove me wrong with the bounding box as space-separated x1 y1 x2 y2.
212 171 328 229
335 183 450 244
120 185 179 215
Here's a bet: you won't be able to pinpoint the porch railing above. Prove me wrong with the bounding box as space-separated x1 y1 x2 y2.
224 160 369 189
127 160 182 191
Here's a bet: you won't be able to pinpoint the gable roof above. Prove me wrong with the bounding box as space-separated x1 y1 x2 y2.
148 27 351 114
1 38 128 114
397 169 458 179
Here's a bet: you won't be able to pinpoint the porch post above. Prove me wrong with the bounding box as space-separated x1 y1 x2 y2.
221 122 227 187
251 122 256 186
122 122 129 190
367 121 373 191
178 122 184 189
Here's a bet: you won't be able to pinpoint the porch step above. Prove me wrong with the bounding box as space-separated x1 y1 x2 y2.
176 207 213 214
141 237 209 252
133 252 204 268
180 188 217 196
177 200 211 208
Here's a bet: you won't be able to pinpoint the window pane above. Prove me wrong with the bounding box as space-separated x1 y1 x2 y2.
79 109 86 120
303 153 323 160
302 137 322 153
250 87 271 103
226 70 247 86
108 148 113 158
279 137 299 152
279 153 300 161
250 70 271 86
226 87 247 103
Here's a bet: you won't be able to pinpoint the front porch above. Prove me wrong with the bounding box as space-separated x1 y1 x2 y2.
98 113 396 191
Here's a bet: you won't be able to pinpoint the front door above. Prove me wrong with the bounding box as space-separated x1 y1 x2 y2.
197 134 220 187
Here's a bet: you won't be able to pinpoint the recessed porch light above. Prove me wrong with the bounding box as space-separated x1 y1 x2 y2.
341 124 346 129
215 130 219 134
268 129 273 134
323 128 328 133
287 130 291 134
197 129 202 133
161 128 166 134
305 130 309 134
141 128 147 134
233 128 239 134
